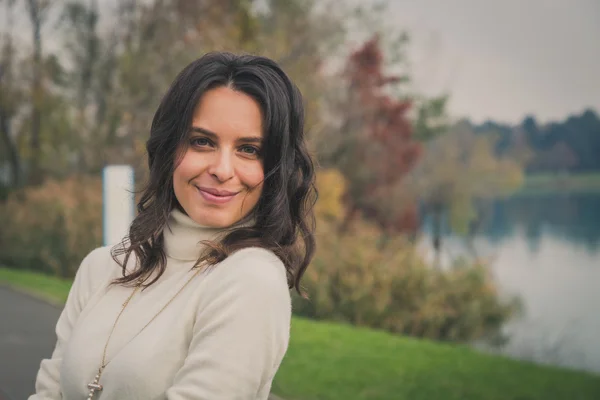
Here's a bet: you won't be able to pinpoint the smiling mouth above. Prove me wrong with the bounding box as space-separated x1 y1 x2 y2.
195 186 239 204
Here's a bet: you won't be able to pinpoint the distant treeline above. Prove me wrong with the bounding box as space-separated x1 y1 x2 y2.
473 109 600 174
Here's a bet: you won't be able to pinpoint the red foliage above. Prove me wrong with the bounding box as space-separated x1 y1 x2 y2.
342 36 421 233
346 36 421 187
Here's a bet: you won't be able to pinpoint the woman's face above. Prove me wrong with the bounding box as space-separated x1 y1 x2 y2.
173 86 265 228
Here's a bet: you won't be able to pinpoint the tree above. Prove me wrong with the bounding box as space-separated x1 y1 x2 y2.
25 0 53 185
475 109 600 174
413 95 450 142
59 0 114 173
0 0 22 188
1 0 350 189
60 0 100 112
319 36 421 235
403 120 525 264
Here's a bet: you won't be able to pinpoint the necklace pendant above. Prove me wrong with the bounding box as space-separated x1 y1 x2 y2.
86 369 103 399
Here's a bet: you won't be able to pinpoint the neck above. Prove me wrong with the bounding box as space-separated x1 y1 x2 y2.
163 209 227 262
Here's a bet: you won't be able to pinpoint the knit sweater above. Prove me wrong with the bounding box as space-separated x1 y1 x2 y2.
28 209 291 400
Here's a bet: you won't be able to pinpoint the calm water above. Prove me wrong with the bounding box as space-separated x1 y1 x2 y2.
421 193 600 373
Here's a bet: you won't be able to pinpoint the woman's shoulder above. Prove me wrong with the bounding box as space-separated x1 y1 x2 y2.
229 246 284 265
194 247 292 325
204 247 289 295
224 247 286 278
76 245 124 282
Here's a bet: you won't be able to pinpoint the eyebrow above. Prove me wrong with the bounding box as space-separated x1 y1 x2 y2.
190 126 263 144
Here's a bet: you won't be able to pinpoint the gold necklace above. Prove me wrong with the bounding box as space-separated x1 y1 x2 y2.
86 268 203 399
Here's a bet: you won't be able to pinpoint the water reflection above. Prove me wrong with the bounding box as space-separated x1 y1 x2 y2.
482 193 600 253
421 192 600 373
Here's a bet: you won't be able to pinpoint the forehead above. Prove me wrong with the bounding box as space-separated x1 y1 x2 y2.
192 86 263 137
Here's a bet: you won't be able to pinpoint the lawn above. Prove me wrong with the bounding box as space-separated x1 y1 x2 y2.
2 267 600 400
275 318 600 399
0 267 73 305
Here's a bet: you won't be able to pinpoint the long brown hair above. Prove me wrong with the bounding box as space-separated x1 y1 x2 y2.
110 52 317 295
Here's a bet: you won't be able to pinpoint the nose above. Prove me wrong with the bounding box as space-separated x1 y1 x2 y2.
207 151 234 182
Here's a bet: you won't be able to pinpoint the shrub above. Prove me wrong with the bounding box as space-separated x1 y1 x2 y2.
294 169 521 342
0 176 102 277
295 218 521 342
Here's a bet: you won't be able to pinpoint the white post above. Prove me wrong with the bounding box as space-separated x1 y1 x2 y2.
102 165 135 246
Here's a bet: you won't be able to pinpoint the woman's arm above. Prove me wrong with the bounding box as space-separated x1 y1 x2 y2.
166 248 292 400
28 249 103 400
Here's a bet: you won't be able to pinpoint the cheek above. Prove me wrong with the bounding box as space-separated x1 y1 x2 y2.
173 152 198 200
239 164 264 190
174 151 204 182
172 163 186 193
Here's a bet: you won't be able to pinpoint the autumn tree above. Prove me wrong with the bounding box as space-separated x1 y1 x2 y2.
319 36 421 235
400 119 525 263
1 0 351 190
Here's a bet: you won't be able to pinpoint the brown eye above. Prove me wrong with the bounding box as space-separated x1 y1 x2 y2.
240 145 260 156
190 137 212 147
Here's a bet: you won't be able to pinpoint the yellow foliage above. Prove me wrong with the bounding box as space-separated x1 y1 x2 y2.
404 121 525 234
314 168 347 222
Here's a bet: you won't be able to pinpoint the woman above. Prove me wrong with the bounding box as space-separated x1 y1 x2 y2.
29 52 317 400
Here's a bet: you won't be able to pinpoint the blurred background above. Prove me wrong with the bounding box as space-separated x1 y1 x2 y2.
0 0 599 399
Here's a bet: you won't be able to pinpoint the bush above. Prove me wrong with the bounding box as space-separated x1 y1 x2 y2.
295 218 521 342
0 176 103 277
294 169 521 343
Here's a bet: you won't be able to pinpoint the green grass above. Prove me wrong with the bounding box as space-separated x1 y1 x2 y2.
2 267 600 399
519 172 600 195
275 319 600 399
0 267 73 305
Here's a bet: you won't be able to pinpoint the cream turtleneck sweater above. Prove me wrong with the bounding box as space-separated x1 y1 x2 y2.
28 209 291 400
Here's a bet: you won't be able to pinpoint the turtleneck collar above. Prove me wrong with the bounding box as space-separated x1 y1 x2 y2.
163 209 226 262
163 208 255 262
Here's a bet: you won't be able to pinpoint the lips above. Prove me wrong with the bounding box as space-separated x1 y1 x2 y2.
197 187 238 197
195 186 239 204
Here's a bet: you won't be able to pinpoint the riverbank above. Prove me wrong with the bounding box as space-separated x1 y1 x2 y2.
2 267 600 400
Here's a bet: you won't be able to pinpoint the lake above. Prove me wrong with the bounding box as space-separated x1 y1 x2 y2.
420 193 600 374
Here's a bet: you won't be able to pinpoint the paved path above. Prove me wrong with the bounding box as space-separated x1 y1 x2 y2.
0 286 61 400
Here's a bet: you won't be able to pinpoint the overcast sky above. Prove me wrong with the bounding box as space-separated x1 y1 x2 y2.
2 0 598 124
379 0 600 124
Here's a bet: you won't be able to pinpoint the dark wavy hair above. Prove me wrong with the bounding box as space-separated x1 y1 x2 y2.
111 52 317 295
